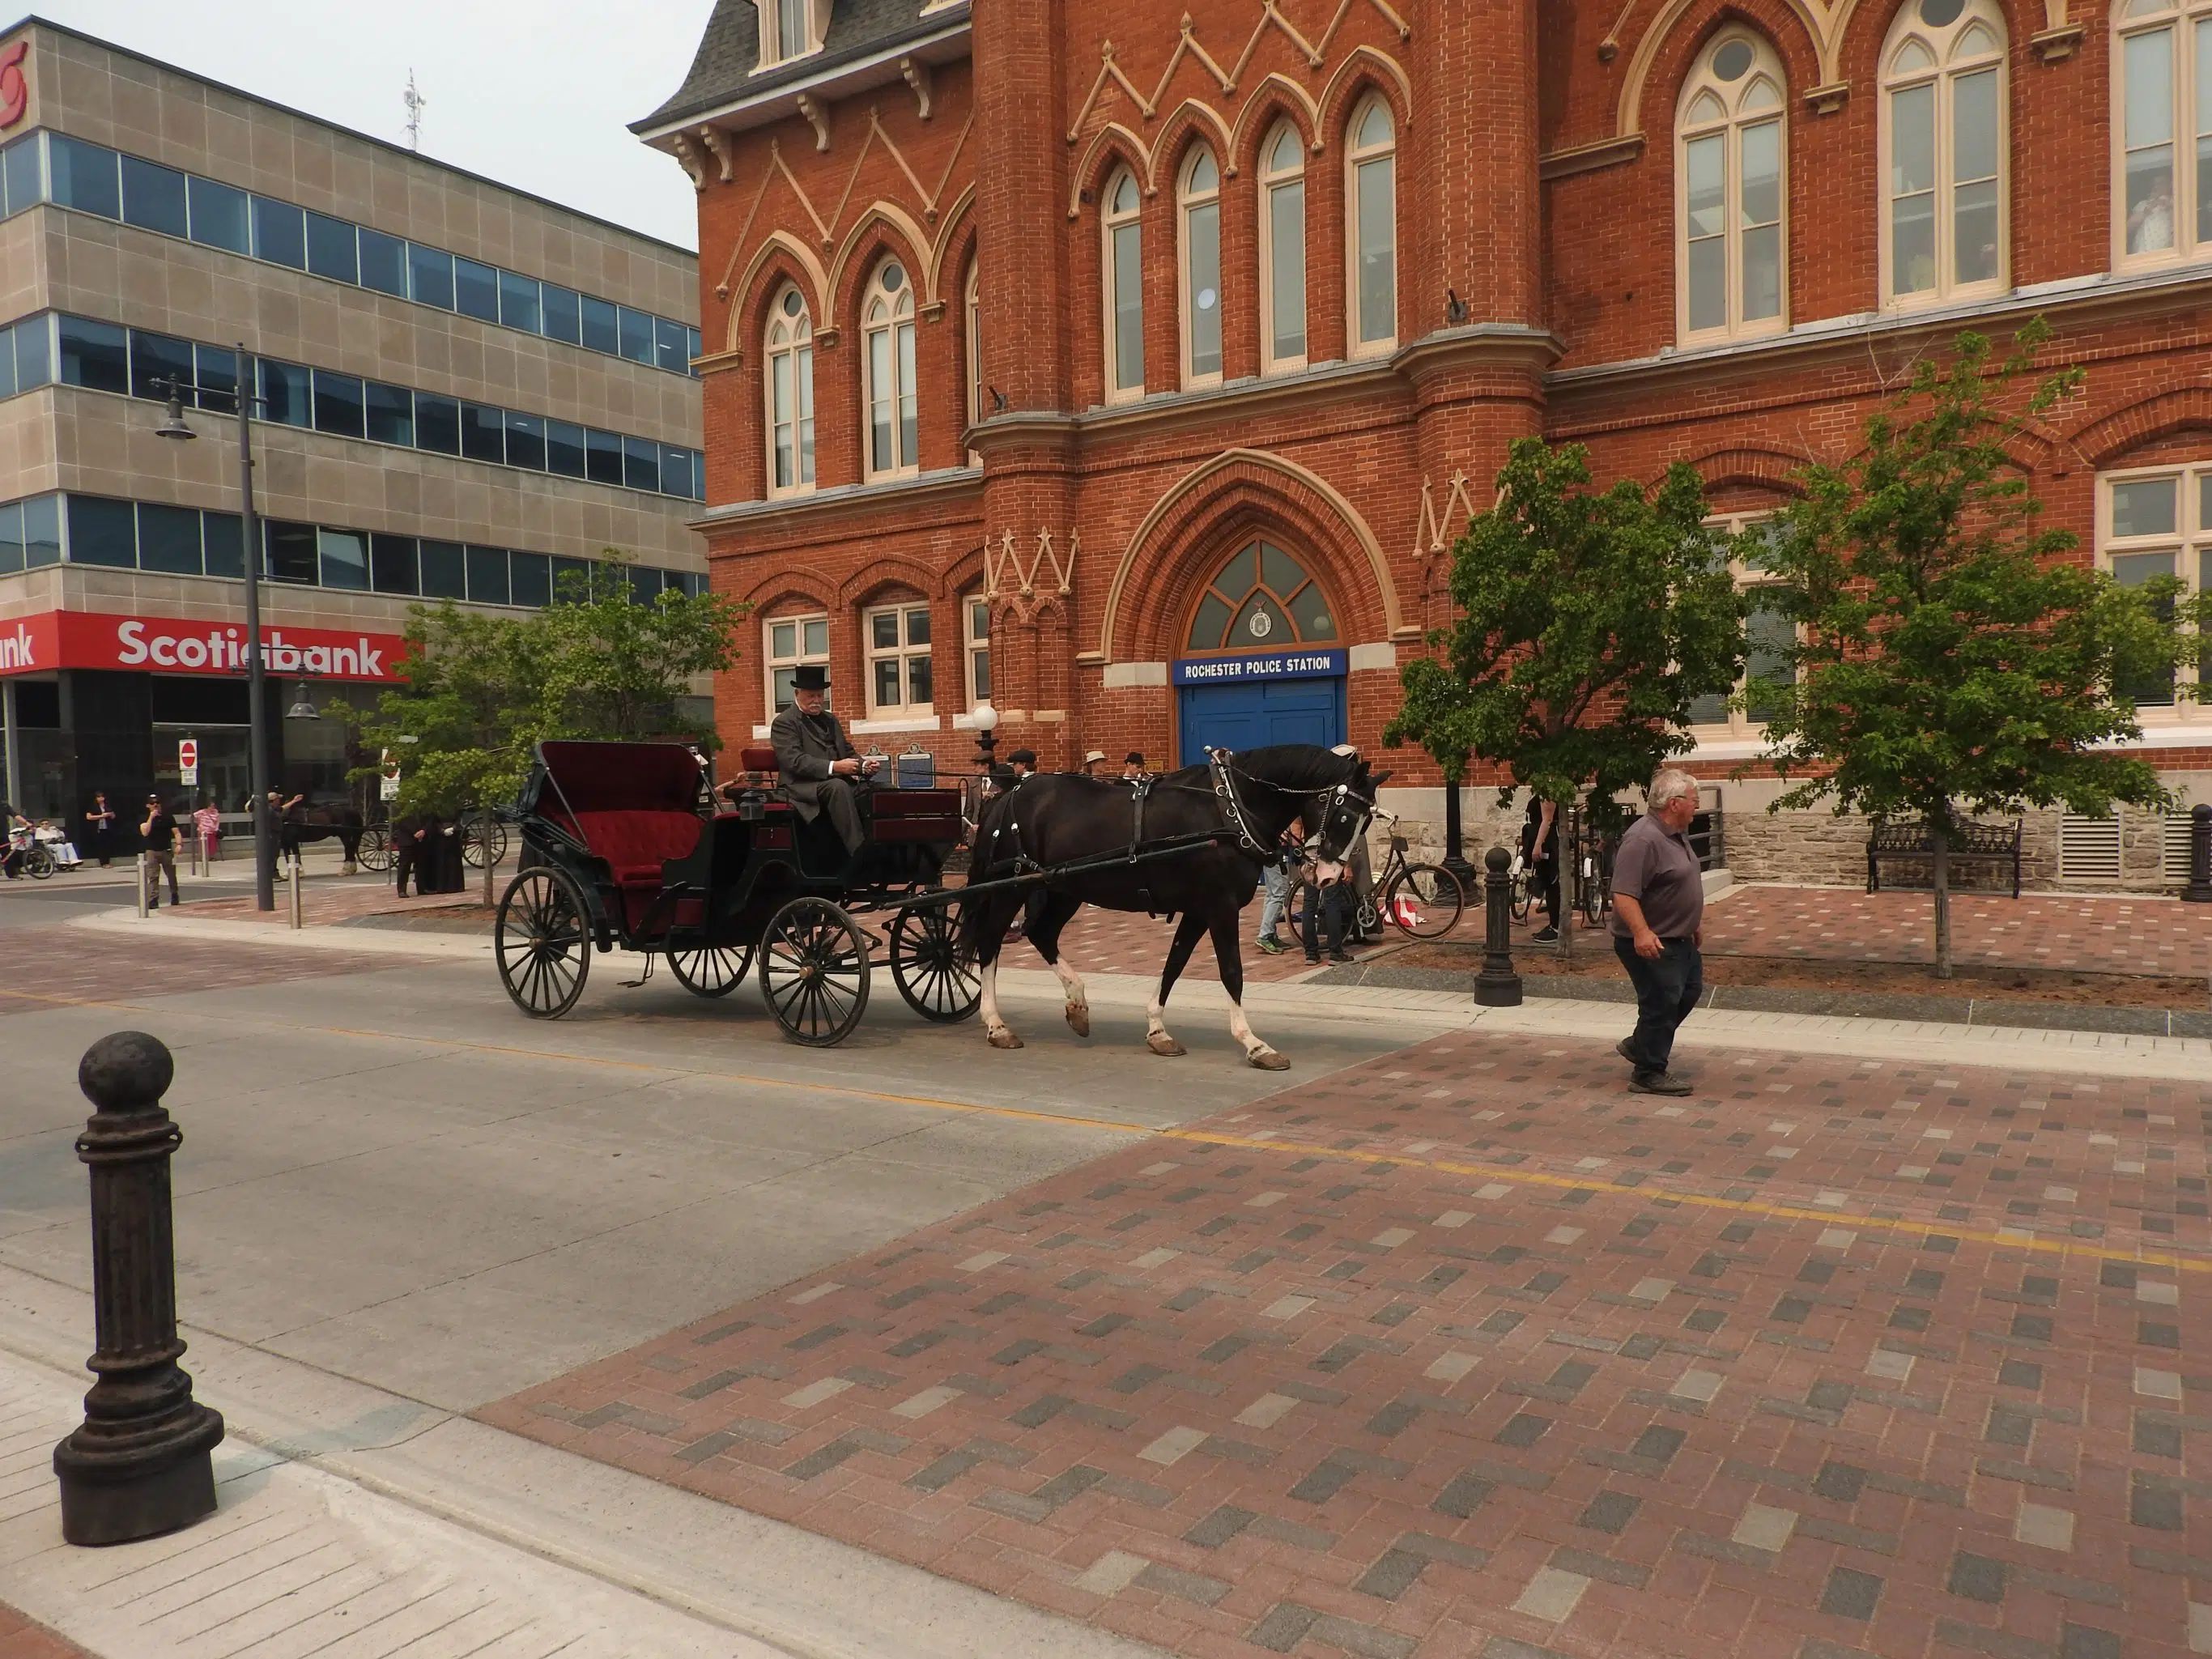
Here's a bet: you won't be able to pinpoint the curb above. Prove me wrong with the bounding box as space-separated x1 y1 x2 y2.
1312 960 2212 1039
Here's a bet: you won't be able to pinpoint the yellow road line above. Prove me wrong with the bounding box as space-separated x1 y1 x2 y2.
308 1021 2210 1278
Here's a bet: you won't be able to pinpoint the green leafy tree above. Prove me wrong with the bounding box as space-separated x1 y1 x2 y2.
1387 437 1746 956
345 555 747 823
1751 322 2209 977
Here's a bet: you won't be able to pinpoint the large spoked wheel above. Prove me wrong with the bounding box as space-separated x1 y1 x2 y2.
1384 862 1465 939
759 896 870 1047
496 867 592 1019
357 825 395 874
22 844 55 880
668 937 755 998
889 904 980 1023
463 815 508 870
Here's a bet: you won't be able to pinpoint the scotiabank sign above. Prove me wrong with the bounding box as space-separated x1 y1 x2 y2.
0 611 407 682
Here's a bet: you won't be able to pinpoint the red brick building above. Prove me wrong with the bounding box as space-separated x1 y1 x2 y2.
633 0 2210 888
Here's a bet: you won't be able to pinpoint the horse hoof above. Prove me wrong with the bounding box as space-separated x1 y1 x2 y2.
1248 1049 1291 1072
988 1028 1024 1050
341 864 357 877
1147 1033 1186 1057
1066 1003 1091 1038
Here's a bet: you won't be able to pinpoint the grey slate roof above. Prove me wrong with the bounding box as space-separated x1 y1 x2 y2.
632 0 967 134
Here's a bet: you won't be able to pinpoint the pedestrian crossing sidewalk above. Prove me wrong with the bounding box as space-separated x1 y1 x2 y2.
0 1353 776 1659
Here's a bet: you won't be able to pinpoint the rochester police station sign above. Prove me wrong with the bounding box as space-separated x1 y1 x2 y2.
1172 648 1346 686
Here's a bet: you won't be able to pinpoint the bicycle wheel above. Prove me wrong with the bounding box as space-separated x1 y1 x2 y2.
1577 860 1605 927
1509 866 1534 924
1384 863 1464 938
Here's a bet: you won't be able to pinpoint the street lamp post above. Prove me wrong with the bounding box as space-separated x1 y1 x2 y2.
1440 755 1476 886
154 355 275 912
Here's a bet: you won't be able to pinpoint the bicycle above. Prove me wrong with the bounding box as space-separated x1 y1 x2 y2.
1569 817 1627 928
1364 810 1465 938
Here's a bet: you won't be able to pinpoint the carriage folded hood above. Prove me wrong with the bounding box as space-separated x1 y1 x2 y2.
530 742 704 816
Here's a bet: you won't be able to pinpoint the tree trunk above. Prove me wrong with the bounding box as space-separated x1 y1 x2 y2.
1558 798 1576 968
1929 817 1952 981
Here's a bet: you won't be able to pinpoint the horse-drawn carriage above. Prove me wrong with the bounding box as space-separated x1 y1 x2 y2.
492 739 979 1044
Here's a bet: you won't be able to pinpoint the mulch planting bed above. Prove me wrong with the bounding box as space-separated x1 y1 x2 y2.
1392 941 2209 1012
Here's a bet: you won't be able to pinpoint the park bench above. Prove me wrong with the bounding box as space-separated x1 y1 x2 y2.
1865 816 2023 898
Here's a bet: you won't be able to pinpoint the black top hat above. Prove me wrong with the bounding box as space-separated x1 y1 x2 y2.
791 664 830 691
1125 751 1146 767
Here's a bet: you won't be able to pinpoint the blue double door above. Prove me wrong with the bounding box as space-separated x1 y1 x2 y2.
1176 674 1345 764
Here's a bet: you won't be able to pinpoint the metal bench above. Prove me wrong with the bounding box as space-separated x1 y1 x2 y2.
1865 817 2023 898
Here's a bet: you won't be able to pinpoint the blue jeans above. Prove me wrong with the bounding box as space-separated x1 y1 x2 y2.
1614 935 1703 1075
1258 864 1290 939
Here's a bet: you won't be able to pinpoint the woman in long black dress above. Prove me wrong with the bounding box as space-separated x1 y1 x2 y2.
83 792 118 866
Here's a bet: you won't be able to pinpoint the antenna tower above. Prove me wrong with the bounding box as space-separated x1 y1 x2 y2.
403 70 427 152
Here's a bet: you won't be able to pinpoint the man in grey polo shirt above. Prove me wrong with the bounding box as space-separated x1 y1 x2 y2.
1610 768 1706 1095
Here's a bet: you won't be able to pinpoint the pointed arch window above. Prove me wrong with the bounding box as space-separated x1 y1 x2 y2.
1347 99 1397 353
1882 0 2008 307
1259 124 1308 373
1677 32 1787 342
1103 169 1144 402
862 259 918 479
764 285 815 496
964 261 983 466
1186 540 1339 652
2113 0 2212 264
1180 147 1223 385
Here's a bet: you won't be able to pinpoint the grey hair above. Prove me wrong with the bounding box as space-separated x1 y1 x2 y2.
1648 768 1700 810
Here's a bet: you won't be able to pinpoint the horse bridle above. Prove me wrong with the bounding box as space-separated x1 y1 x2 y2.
1206 748 1375 861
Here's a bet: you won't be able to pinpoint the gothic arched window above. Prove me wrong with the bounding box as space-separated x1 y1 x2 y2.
1186 540 1339 650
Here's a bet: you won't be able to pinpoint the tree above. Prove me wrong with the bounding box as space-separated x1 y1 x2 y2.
1387 438 1746 957
344 558 748 895
1751 322 2210 977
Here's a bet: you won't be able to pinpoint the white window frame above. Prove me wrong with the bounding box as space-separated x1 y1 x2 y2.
1259 122 1308 375
1345 98 1398 357
765 611 830 717
1686 512 1797 742
1674 31 1789 345
2097 462 2211 721
862 259 920 481
757 0 823 69
963 593 990 708
2112 0 2212 269
1879 0 2010 311
1102 168 1145 403
764 284 815 499
1179 147 1224 387
864 601 935 718
964 261 983 462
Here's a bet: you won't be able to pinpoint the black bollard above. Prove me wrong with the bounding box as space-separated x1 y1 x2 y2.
1474 845 1525 1007
2184 804 2212 904
53 1032 223 1546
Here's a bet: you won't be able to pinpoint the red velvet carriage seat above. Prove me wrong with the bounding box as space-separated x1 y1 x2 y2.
532 741 706 887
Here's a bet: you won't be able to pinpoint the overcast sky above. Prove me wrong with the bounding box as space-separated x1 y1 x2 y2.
35 0 717 249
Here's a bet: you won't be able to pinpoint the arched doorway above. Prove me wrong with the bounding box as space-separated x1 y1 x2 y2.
1173 538 1346 764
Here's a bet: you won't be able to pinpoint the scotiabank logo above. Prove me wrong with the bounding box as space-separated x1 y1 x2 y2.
0 41 28 131
0 621 33 670
115 619 387 678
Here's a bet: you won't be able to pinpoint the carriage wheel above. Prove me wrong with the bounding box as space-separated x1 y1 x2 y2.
462 815 508 870
668 938 754 998
889 904 980 1023
496 868 592 1019
759 897 870 1047
1384 862 1465 939
357 826 395 874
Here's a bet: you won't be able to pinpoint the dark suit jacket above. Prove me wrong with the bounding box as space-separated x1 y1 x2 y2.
770 706 859 824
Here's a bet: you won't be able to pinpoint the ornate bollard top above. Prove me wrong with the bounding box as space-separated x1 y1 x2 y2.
1485 844 1511 875
79 1032 176 1115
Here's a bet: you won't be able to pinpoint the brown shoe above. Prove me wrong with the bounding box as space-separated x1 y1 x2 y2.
1628 1071 1692 1096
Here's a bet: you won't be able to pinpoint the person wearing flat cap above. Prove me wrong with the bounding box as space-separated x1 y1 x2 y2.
772 663 878 853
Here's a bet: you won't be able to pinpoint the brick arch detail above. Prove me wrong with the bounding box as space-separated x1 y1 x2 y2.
1664 444 1814 493
1228 74 1323 171
742 576 834 614
1098 449 1402 661
1067 121 1154 219
2069 389 2212 469
944 542 987 598
827 203 937 319
722 231 831 356
839 555 946 606
1619 0 1831 137
1316 46 1414 143
1146 99 1237 194
932 185 978 290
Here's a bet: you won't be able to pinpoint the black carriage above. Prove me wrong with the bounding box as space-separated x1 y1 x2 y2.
493 740 978 1044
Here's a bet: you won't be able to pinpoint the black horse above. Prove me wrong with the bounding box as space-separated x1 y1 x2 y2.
275 800 366 873
957 744 1385 1069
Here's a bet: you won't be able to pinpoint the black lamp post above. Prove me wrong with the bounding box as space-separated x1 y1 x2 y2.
153 356 275 912
1440 754 1476 885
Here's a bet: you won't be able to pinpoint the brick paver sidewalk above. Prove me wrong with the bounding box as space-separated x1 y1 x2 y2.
484 1032 2212 1658
0 1602 92 1657
1 925 433 1016
1696 887 2212 978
